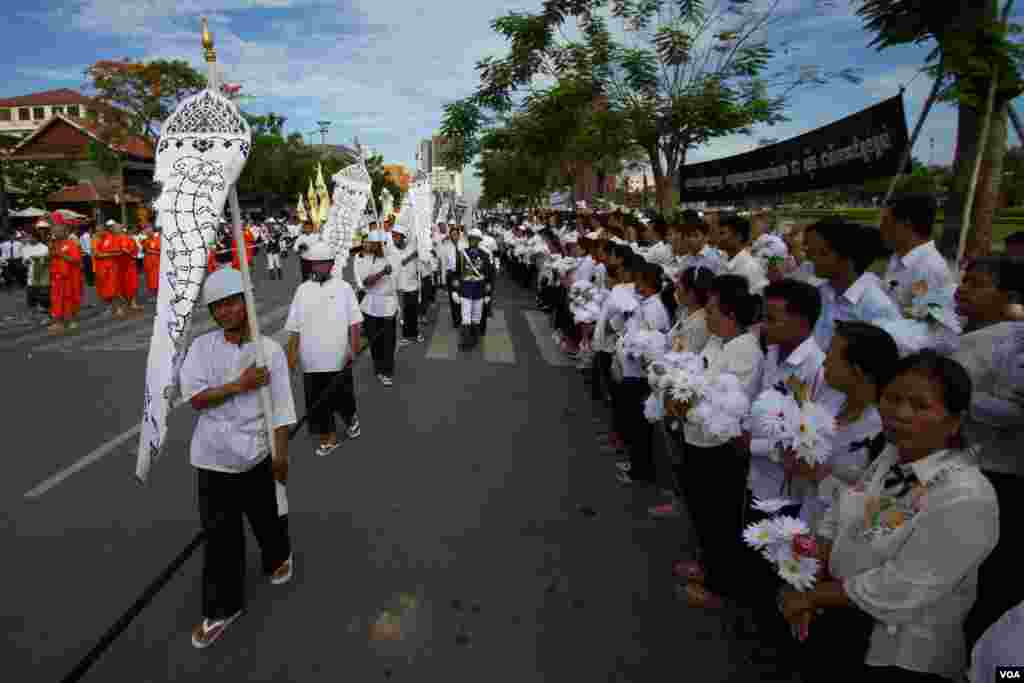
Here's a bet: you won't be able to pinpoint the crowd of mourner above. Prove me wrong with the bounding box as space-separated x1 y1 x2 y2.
485 196 1023 683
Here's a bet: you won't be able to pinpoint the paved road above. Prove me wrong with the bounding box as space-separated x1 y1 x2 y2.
1 256 765 682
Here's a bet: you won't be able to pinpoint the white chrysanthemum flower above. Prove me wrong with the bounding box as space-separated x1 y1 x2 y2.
750 389 800 440
743 520 781 549
793 401 836 466
777 553 820 592
644 394 664 423
751 497 797 514
774 515 810 541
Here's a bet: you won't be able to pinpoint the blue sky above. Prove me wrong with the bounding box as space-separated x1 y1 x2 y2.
2 0 1021 203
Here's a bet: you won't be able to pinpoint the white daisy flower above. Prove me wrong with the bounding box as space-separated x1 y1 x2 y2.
773 515 810 541
751 497 797 514
743 519 781 549
778 554 820 592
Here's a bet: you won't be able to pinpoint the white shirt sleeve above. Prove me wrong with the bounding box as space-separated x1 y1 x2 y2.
266 340 297 429
844 489 999 627
179 338 210 402
345 284 364 326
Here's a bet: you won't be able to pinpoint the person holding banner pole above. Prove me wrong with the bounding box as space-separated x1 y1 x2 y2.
354 231 400 385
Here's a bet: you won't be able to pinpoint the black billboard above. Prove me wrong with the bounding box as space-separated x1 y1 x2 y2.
679 95 910 201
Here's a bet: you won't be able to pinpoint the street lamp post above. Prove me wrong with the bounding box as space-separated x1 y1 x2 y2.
316 120 331 147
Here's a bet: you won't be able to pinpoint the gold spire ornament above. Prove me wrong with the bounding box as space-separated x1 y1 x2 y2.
307 179 320 230
315 162 331 225
296 193 308 223
201 17 216 64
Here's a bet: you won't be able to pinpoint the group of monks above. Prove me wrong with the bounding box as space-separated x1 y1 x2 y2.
41 215 162 334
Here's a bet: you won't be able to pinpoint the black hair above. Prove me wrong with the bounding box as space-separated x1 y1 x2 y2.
885 193 938 239
762 279 823 327
807 218 890 274
1005 231 1024 247
679 265 714 308
881 351 973 418
680 209 703 226
966 256 1024 297
635 262 663 290
710 274 761 328
833 321 901 391
719 214 752 244
611 242 634 263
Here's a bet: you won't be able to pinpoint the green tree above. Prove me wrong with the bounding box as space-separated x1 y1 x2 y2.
84 59 207 142
856 0 1024 256
4 160 76 211
442 0 861 211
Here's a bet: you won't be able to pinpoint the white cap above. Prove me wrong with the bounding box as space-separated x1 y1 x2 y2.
391 225 408 236
367 230 386 243
105 219 117 227
303 241 334 261
467 228 483 239
202 268 245 307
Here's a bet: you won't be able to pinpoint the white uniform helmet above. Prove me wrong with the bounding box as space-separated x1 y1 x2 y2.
302 241 334 262
202 267 245 306
467 228 483 239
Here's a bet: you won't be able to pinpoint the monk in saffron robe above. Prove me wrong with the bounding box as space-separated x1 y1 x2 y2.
48 222 83 334
142 226 161 296
92 220 122 317
116 224 142 313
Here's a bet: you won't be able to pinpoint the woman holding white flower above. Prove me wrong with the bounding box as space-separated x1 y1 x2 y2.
669 266 713 355
680 274 765 609
781 353 998 683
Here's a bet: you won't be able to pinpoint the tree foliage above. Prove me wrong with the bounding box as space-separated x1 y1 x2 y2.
444 0 862 210
4 160 77 211
83 59 208 142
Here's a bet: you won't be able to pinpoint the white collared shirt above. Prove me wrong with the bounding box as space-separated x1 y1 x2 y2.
353 252 400 318
748 336 827 500
814 272 903 352
392 242 420 292
969 599 1024 683
669 308 710 355
825 445 999 679
728 247 768 294
684 332 764 448
883 240 955 308
79 233 92 255
285 278 363 373
575 255 596 285
180 332 298 474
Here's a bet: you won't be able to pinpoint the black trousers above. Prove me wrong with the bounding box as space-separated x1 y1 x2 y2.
445 272 461 326
799 606 948 682
302 367 356 436
681 441 750 598
299 260 311 282
26 286 49 311
82 254 94 286
615 378 655 481
419 276 435 316
196 456 291 620
401 291 419 339
591 350 613 402
965 470 1024 649
364 313 396 377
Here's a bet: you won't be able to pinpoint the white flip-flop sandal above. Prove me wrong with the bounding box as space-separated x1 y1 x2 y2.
191 610 242 649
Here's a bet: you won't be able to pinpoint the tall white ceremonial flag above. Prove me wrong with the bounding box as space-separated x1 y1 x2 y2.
322 160 372 277
136 89 253 483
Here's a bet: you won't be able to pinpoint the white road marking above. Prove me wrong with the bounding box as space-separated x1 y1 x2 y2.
481 309 516 364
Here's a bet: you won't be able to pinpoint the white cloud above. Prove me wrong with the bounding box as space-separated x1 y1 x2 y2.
16 66 88 83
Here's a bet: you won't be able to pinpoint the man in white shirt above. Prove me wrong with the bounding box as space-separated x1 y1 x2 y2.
715 214 768 294
391 225 424 345
880 193 954 308
179 267 296 649
292 221 320 282
22 225 51 317
353 230 400 386
78 225 94 287
286 242 363 457
439 224 466 328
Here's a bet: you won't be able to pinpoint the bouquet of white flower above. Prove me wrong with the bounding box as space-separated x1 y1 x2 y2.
748 380 836 467
876 282 961 357
751 233 789 269
743 511 820 592
687 373 751 441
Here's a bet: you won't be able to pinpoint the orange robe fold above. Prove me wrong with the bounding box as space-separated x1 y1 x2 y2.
92 232 120 302
142 234 161 293
118 234 139 299
50 239 83 320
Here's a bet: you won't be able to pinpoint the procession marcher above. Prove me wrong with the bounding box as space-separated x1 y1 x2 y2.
47 218 83 334
286 242 363 457
391 224 424 345
92 219 122 317
440 223 465 328
264 221 284 280
292 220 319 282
142 225 161 299
714 214 768 295
354 230 400 386
115 222 143 314
454 228 495 350
21 224 51 318
180 267 296 649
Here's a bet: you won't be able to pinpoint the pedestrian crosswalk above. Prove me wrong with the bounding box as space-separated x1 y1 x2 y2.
425 309 516 364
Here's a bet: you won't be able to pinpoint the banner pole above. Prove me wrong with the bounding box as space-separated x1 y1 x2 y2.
885 60 945 204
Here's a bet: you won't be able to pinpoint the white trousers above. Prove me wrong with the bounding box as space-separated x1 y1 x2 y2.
266 253 281 270
462 297 484 324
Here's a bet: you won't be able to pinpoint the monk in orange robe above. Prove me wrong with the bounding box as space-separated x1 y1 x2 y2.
206 225 255 273
142 226 161 296
48 222 83 334
116 225 142 313
92 220 122 317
